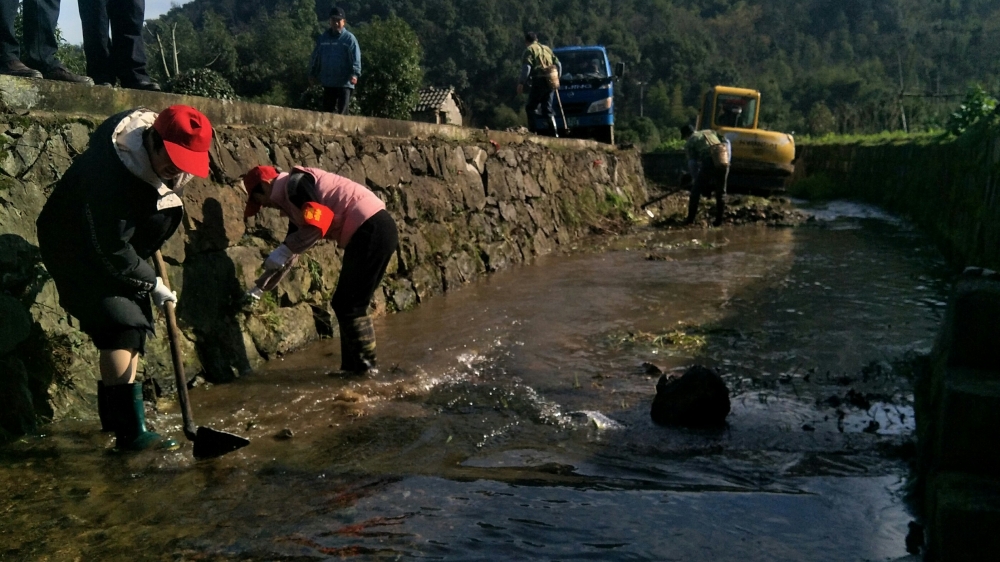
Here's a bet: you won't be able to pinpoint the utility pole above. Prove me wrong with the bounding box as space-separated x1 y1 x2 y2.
637 81 645 118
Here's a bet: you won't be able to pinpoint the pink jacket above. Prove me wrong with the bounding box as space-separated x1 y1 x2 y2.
269 166 386 252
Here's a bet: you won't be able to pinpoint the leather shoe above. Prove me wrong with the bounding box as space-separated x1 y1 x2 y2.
122 80 161 92
0 59 42 79
43 67 94 85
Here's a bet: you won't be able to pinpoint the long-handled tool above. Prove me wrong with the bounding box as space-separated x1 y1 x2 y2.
641 175 693 209
153 251 250 459
641 188 683 209
554 88 569 135
544 64 569 136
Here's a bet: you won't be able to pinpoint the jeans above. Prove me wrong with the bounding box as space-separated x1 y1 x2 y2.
323 87 352 115
79 0 150 84
687 160 729 222
1 0 61 71
525 76 556 130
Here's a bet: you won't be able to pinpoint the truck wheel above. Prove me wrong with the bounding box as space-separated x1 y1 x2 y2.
596 125 614 144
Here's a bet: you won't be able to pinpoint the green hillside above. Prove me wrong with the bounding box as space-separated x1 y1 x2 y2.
146 0 1000 139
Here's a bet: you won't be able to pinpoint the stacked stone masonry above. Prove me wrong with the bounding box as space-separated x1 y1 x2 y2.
916 268 1000 561
0 78 647 440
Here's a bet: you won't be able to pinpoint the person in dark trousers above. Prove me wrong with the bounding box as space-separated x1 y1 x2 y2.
517 31 561 136
681 124 731 226
242 165 398 376
36 105 213 451
308 6 361 115
78 0 160 90
0 0 93 82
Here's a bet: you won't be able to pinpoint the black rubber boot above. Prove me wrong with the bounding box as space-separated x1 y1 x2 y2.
336 315 377 375
106 383 179 451
713 194 725 227
685 189 701 224
97 381 112 432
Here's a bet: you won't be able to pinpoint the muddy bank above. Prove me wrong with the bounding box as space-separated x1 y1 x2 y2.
0 85 646 440
640 191 813 229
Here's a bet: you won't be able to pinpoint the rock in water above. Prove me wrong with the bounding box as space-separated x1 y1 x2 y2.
650 365 731 427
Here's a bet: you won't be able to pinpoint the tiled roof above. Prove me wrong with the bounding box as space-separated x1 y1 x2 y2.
414 87 457 112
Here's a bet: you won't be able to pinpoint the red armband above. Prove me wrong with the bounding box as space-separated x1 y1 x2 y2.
301 202 334 236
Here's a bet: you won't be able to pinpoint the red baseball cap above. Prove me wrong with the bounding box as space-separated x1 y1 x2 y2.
152 105 213 178
242 165 280 217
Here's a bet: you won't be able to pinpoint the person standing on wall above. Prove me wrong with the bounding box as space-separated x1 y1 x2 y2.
78 0 161 90
241 165 398 377
681 124 731 226
308 6 361 115
517 31 561 137
36 105 214 451
0 0 93 82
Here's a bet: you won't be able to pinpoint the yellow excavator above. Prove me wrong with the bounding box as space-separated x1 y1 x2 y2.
696 86 795 192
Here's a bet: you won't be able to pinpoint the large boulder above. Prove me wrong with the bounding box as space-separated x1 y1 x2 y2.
650 365 731 428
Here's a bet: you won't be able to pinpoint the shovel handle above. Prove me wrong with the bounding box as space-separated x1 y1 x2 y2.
554 89 569 133
153 251 198 441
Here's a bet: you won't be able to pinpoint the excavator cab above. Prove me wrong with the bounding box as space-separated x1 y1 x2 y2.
697 88 759 130
696 86 794 192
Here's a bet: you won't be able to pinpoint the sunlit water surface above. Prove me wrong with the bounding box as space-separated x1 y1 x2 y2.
1 201 949 561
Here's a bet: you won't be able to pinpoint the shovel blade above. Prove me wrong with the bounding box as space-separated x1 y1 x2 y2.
192 426 250 459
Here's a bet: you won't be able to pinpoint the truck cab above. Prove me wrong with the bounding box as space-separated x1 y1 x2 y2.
696 86 795 191
531 46 618 144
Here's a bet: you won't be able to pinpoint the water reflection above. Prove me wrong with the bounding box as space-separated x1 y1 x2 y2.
1 201 946 560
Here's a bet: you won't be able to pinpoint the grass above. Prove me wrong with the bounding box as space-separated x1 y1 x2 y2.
610 327 708 353
795 130 944 147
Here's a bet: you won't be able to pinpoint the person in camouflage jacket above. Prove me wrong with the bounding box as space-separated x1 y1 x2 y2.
517 32 561 136
681 124 731 226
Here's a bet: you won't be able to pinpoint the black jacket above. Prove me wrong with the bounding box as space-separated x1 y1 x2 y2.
36 109 183 324
38 109 182 291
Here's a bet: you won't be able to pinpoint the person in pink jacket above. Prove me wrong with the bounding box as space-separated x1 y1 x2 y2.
242 165 398 376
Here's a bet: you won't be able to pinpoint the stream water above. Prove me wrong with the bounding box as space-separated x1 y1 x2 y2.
1 201 950 561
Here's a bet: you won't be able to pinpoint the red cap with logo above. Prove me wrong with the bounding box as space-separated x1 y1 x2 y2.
242 165 280 217
152 105 213 178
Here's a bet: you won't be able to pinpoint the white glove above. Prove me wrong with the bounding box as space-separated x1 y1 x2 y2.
264 244 294 271
245 286 264 302
151 277 177 308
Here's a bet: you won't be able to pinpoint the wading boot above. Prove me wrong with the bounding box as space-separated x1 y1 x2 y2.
333 315 377 376
684 190 701 225
106 383 179 451
713 195 725 227
97 381 112 432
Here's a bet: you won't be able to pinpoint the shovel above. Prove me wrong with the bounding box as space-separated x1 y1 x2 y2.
554 89 569 136
153 251 250 459
641 175 694 209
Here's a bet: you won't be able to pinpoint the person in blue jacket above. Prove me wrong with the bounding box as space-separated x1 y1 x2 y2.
308 6 361 115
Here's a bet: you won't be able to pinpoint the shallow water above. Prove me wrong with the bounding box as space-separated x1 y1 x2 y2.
0 201 948 561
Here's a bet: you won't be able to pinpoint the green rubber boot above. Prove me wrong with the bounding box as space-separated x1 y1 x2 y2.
106 383 179 451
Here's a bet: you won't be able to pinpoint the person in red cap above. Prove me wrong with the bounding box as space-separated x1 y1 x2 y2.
242 164 398 376
36 104 213 452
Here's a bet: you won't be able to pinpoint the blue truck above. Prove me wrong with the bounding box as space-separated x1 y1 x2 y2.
531 45 622 144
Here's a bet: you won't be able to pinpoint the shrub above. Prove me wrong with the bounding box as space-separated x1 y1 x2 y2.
947 85 997 136
168 68 239 100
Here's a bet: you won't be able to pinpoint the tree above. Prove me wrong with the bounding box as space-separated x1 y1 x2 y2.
353 15 423 120
947 85 998 136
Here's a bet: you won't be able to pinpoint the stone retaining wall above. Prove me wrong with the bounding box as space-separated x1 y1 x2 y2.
0 78 647 441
